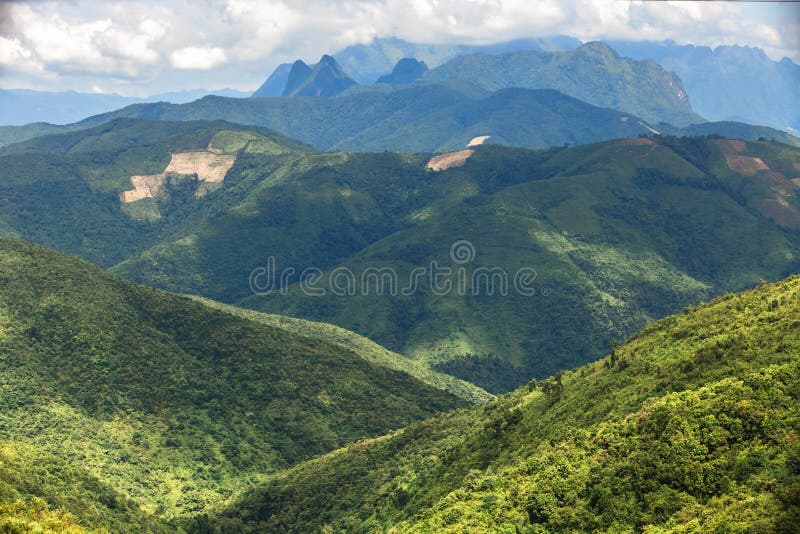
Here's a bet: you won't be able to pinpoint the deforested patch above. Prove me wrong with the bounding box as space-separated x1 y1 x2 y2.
725 154 769 176
120 151 236 203
427 150 474 171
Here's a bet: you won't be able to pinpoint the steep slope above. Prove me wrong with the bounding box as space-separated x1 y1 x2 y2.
206 275 800 532
609 40 800 131
230 137 800 391
251 63 292 98
0 238 468 523
0 441 169 532
423 41 702 126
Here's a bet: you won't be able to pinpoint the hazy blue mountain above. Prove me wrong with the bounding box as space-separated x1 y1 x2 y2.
334 35 581 84
376 58 429 84
251 63 292 97
0 89 140 126
0 88 249 126
148 87 249 102
422 41 702 126
607 40 800 131
281 55 358 97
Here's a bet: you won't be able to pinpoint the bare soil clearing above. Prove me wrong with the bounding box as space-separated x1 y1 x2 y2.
120 151 236 203
426 150 474 171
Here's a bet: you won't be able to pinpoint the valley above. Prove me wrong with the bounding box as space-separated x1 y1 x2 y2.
1 12 798 532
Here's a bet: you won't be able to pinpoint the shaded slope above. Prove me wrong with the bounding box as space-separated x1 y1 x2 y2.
208 275 800 532
0 238 467 521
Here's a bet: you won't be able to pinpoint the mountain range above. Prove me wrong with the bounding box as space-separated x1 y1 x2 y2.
1 30 799 534
335 36 799 131
1 119 799 392
607 39 800 131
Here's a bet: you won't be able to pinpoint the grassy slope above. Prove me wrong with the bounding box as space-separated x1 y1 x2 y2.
208 275 800 533
0 238 467 525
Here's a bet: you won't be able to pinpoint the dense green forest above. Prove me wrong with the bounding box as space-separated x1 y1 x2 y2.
0 238 471 528
1 120 799 390
202 274 800 532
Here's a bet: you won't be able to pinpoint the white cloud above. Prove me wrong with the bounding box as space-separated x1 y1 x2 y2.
170 46 228 70
0 0 796 95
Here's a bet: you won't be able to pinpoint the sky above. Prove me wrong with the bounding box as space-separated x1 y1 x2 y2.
0 0 798 96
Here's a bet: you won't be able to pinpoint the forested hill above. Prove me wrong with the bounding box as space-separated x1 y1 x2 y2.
206 274 800 532
0 238 469 527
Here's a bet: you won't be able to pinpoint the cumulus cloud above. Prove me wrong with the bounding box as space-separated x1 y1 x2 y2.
0 0 796 95
170 46 228 70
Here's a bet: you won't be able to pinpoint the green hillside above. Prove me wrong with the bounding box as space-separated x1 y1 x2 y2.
204 274 800 532
0 118 312 267
233 136 800 391
2 119 800 391
0 238 467 526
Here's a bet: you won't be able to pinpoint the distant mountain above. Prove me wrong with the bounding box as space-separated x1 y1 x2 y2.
207 273 800 532
608 40 800 131
263 55 359 97
0 88 249 126
0 86 662 152
334 35 581 84
251 62 292 97
0 237 469 524
376 58 429 84
422 41 702 126
5 84 794 153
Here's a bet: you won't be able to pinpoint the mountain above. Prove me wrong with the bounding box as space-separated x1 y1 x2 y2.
608 40 800 132
422 41 703 126
0 237 473 526
0 88 249 127
251 63 292 97
334 35 582 84
4 84 794 152
280 55 358 97
376 58 429 84
2 119 799 392
201 274 800 532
